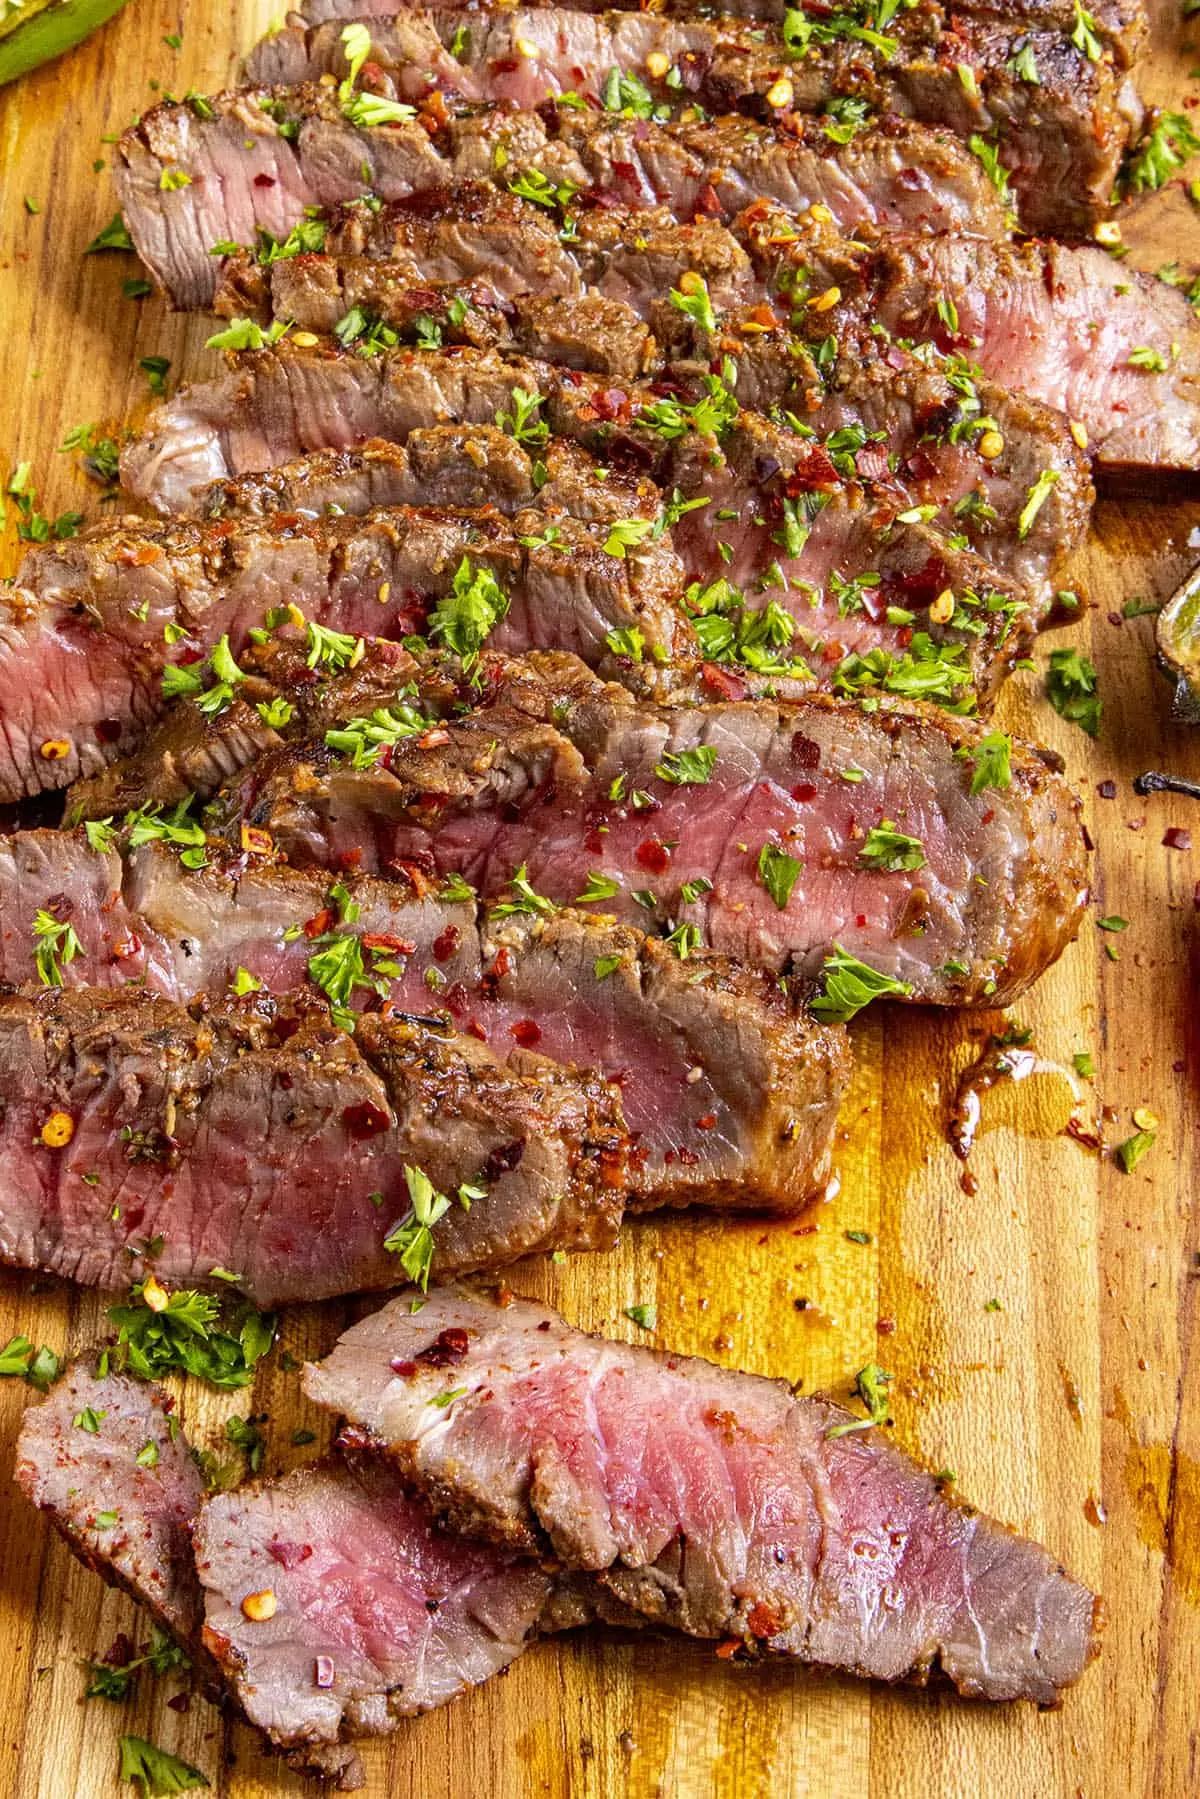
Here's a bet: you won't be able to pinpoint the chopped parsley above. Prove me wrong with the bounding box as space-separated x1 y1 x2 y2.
0 1335 60 1390
383 1165 465 1290
428 558 510 659
117 1734 208 1796
575 871 622 903
810 947 912 1022
325 700 425 767
757 842 802 910
1046 647 1102 736
623 1302 657 1331
1123 111 1200 194
204 316 290 352
956 731 1012 794
857 822 926 873
33 910 83 987
1116 1129 1155 1173
826 1362 892 1439
496 385 548 449
669 274 718 336
654 746 717 785
107 1284 275 1391
490 864 558 920
85 211 132 254
1017 469 1059 539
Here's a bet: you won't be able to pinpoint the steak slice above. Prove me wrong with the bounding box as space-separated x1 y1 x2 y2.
0 595 162 804
15 1359 206 1645
18 498 695 676
0 831 849 1214
219 650 1089 1006
304 1286 1102 1705
197 425 662 523
251 4 1137 237
114 83 1007 308
869 235 1200 485
0 987 625 1306
195 1459 553 1779
744 209 1200 480
16 1362 555 1791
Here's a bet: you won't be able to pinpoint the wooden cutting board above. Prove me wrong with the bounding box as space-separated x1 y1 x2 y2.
0 4 1197 1794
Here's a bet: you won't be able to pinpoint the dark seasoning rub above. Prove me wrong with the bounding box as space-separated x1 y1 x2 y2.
0 0 1195 1787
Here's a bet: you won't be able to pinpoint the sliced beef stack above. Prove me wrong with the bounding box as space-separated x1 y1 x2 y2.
248 0 1142 238
0 828 851 1218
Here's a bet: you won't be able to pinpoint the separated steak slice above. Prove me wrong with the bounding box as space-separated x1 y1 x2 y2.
19 499 695 673
115 83 1007 308
14 1359 206 1645
195 1459 552 1777
0 988 625 1306
305 1286 1102 1705
198 427 660 522
223 654 1089 1005
0 832 848 1213
253 5 1136 237
17 1363 555 1791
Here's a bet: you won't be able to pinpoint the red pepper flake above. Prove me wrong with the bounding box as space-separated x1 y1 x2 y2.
510 1019 542 1048
696 1113 718 1130
790 733 821 769
362 933 415 956
416 1327 470 1367
1164 826 1192 851
268 1540 313 1570
635 839 671 874
111 934 142 960
432 924 461 963
303 908 334 939
253 173 277 188
791 782 818 803
342 1102 390 1140
390 1358 417 1376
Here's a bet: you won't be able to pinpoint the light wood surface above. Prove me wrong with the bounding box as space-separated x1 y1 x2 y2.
0 4 1197 1796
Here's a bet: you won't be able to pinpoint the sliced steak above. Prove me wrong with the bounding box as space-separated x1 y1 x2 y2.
0 595 162 804
219 651 1089 1006
744 210 1200 480
17 1362 555 1791
212 197 1090 601
0 831 849 1214
304 1286 1102 1705
869 235 1200 485
0 987 625 1306
120 342 1041 708
252 5 1136 237
114 83 1007 308
293 0 1146 72
14 1358 206 1644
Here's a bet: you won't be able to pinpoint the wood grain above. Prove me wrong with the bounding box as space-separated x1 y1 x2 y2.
0 3 1197 1795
